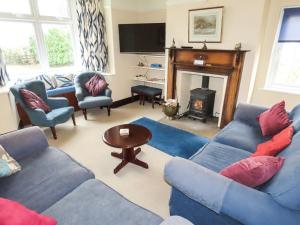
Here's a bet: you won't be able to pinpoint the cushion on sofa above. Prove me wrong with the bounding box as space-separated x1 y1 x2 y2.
47 86 75 97
0 147 94 212
260 132 300 210
213 121 268 153
36 74 57 90
252 126 294 157
0 198 57 225
191 142 251 172
0 145 21 178
220 156 284 187
20 88 51 113
43 179 163 225
258 101 291 137
54 74 74 88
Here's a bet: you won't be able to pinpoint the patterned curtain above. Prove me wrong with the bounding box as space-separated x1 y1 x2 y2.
76 0 109 72
0 48 9 87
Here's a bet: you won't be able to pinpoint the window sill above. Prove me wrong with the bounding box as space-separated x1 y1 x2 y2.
263 86 300 96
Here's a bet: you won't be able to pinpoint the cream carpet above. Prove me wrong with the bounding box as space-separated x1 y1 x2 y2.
44 102 219 218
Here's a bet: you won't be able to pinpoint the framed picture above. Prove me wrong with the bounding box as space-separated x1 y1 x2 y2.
189 6 224 43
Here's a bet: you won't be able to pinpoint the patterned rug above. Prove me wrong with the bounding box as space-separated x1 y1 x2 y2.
132 117 209 159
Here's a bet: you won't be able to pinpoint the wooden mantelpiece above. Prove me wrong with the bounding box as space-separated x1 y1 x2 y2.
167 48 248 128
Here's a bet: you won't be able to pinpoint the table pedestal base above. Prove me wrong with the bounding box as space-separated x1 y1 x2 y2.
111 147 148 174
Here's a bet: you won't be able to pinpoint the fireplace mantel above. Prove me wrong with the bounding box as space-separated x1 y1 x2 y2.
166 48 249 128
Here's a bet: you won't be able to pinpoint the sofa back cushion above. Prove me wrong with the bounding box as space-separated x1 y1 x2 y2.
260 131 300 210
290 104 300 133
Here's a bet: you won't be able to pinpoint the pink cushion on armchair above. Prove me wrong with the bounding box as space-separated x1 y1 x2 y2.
220 156 284 187
257 101 291 136
85 74 108 96
0 198 57 225
20 88 51 113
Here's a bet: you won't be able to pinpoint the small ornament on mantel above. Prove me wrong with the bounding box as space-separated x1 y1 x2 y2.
235 42 242 51
202 40 208 50
170 38 176 48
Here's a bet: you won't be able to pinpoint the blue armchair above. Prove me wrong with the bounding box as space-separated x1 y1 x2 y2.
164 103 300 225
10 80 75 139
74 72 112 120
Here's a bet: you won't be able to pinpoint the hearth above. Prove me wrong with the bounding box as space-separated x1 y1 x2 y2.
187 76 216 122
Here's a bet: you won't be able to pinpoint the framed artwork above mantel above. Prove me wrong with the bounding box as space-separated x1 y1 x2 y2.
188 6 224 43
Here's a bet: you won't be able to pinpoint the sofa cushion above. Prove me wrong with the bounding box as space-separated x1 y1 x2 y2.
258 101 291 137
79 96 112 109
47 86 75 97
260 132 300 210
85 74 108 97
54 74 74 88
43 179 163 225
0 147 94 212
191 142 251 172
213 121 269 152
290 104 300 133
220 156 284 187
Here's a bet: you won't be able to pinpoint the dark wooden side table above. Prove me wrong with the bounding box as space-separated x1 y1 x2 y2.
102 124 152 174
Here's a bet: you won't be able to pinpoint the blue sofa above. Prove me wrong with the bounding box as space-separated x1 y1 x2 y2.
165 103 300 225
0 127 163 225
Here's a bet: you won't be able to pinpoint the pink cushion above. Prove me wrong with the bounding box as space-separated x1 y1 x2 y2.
220 156 284 187
20 89 51 113
85 74 108 97
258 101 291 136
0 198 57 225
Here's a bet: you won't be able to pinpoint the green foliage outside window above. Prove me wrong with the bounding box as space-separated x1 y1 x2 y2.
3 28 73 67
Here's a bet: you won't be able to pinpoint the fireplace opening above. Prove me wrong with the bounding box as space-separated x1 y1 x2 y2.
186 76 216 122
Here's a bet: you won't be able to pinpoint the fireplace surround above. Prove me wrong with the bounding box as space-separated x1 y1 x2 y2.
166 48 248 128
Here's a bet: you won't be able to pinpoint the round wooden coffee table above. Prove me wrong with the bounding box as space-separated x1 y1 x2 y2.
103 124 152 174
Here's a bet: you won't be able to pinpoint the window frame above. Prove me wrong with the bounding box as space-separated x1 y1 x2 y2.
0 0 80 77
265 6 300 95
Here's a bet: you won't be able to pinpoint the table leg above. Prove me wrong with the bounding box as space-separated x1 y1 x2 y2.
110 147 148 174
114 160 128 174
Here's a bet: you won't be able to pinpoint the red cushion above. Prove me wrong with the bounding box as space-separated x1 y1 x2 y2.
0 198 57 225
220 156 284 187
85 74 108 97
20 89 51 113
258 101 291 136
252 126 294 157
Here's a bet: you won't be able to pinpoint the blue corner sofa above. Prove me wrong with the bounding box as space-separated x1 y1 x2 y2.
0 127 163 225
165 103 300 225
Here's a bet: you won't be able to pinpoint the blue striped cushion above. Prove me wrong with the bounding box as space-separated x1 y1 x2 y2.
54 74 74 88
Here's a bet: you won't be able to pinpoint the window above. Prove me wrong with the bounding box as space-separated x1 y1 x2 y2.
0 0 77 78
266 7 300 94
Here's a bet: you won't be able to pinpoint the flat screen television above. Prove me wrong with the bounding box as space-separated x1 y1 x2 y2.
118 23 166 53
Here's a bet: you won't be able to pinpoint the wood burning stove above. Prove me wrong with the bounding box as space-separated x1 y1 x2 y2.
187 76 216 122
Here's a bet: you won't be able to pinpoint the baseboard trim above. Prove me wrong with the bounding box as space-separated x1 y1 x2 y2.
111 95 139 108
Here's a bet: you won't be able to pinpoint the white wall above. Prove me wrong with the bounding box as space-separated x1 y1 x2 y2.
250 0 300 110
0 90 18 134
166 0 268 105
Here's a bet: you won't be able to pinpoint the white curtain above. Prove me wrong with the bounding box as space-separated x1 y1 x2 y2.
0 48 9 87
76 0 109 72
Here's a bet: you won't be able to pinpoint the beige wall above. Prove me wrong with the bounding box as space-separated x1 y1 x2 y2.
0 90 18 134
250 0 300 110
166 0 268 103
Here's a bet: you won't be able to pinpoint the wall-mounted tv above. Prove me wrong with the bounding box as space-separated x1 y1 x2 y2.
118 23 166 53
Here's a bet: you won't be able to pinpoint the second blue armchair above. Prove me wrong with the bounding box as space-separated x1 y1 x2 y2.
74 72 113 120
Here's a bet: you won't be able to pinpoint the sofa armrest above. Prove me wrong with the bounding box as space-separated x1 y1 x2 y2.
234 103 268 126
48 97 69 109
165 158 300 225
105 88 112 98
164 157 232 213
0 127 49 161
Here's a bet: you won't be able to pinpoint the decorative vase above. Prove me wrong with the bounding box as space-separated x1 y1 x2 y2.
162 102 179 119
